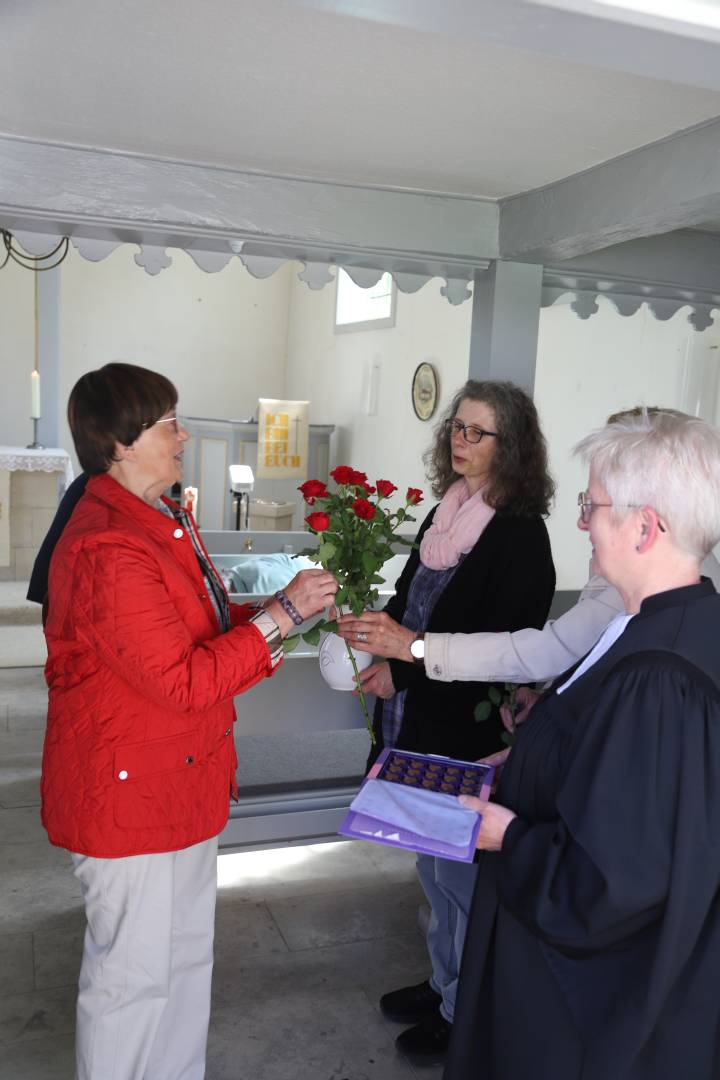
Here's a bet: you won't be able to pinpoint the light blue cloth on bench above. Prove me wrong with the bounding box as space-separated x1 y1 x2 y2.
229 554 315 595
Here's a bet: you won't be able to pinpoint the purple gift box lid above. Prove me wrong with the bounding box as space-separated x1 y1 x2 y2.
338 748 495 863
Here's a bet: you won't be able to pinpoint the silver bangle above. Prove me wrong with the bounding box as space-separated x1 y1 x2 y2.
274 589 304 626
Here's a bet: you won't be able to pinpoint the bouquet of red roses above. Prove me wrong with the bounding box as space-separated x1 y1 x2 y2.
287 465 424 739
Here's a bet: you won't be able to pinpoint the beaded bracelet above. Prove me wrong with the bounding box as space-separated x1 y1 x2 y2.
274 589 304 626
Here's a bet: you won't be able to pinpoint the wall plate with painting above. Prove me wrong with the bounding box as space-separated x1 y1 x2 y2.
411 362 438 421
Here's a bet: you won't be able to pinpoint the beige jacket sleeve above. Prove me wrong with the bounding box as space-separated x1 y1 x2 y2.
423 551 720 684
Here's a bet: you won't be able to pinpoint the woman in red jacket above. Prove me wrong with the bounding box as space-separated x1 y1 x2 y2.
42 362 337 1080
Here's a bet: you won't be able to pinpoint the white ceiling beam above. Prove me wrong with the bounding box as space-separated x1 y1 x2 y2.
499 118 720 262
291 0 720 93
0 134 499 272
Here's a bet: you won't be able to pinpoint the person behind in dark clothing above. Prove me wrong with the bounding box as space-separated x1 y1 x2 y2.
446 409 720 1080
27 472 89 610
338 379 556 1065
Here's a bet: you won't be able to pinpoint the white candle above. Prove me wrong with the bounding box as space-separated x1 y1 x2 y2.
30 370 41 420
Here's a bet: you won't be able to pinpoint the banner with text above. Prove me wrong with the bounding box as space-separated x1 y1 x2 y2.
257 399 310 479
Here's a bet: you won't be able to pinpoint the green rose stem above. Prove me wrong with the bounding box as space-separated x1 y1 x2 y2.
345 639 376 744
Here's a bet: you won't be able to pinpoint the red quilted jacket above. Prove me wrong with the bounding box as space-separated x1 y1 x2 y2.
41 473 277 858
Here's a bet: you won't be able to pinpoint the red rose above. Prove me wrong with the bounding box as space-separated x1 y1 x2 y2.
376 479 397 498
298 479 329 505
362 482 376 496
352 498 376 521
406 487 424 506
330 465 355 485
305 511 330 532
349 469 368 486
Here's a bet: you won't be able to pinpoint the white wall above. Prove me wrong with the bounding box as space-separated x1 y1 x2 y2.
285 272 473 527
535 297 720 589
4 249 719 593
284 279 720 580
56 247 293 471
0 262 36 448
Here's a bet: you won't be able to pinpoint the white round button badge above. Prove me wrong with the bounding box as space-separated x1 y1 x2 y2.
173 528 184 539
118 769 128 780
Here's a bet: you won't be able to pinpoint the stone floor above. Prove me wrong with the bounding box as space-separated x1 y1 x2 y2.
0 666 443 1080
0 582 46 669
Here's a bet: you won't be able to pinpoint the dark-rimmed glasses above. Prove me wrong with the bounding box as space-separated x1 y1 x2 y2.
577 491 666 531
444 418 498 445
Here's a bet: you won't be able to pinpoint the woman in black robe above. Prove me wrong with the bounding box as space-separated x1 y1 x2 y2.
446 408 720 1080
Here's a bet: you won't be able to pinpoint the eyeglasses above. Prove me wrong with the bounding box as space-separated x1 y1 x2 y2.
444 418 498 444
144 414 181 434
577 492 666 531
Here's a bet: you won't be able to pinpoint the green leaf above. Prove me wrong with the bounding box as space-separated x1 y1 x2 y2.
488 686 502 706
335 586 347 606
318 541 336 563
282 634 301 654
370 574 385 585
301 625 322 646
361 550 377 574
323 619 338 634
501 730 515 747
474 701 492 723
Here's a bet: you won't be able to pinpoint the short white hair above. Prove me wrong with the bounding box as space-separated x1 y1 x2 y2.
574 409 720 558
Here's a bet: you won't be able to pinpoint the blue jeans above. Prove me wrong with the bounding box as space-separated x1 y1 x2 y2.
416 853 479 1024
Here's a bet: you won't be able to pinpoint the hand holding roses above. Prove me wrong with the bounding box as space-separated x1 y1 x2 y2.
336 610 416 660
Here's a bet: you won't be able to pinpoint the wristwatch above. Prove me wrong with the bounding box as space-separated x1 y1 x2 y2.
409 633 425 666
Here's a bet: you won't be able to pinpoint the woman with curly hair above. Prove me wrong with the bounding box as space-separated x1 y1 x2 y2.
338 379 556 1065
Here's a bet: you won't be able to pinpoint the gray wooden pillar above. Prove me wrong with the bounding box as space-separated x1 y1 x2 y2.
35 266 61 448
468 260 543 395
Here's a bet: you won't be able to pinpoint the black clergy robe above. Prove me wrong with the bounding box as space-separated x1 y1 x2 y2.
445 579 720 1080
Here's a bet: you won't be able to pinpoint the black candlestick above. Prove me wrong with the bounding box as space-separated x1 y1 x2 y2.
26 418 43 450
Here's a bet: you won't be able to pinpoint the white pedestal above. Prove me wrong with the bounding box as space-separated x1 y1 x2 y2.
0 447 73 581
248 500 295 531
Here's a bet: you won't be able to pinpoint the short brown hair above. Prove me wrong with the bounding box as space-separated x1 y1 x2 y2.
68 362 178 475
423 379 555 515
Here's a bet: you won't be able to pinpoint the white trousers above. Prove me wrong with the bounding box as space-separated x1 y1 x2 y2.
71 836 218 1080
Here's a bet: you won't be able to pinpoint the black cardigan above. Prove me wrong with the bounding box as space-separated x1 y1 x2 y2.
370 504 556 766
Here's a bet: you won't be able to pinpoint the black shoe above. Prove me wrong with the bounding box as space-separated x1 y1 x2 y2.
380 979 442 1024
395 1012 452 1066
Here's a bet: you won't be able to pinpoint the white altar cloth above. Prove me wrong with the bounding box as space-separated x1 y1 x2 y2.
0 446 74 487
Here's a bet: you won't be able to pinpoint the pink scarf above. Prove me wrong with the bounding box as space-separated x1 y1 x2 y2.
419 479 495 570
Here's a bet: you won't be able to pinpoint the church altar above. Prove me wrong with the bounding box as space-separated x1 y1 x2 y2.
0 446 73 578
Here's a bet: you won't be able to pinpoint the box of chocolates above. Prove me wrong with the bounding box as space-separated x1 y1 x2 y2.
338 748 495 862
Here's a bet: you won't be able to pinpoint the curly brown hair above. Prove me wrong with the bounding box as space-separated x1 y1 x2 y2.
423 379 555 515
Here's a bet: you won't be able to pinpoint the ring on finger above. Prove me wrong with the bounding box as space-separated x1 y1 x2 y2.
356 632 368 642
